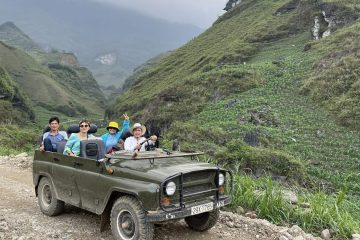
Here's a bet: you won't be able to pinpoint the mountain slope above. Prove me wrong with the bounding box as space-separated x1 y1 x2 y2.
0 0 203 87
0 21 42 52
0 41 105 118
108 0 360 208
0 66 34 123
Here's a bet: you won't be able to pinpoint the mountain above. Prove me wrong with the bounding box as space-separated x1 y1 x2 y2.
0 22 106 120
107 0 360 206
0 21 42 52
0 0 203 87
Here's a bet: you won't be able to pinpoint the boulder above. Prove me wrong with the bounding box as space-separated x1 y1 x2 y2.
321 229 331 240
282 190 298 204
352 234 360 240
15 152 28 158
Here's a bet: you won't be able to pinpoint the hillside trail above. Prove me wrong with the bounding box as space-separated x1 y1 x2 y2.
0 156 294 240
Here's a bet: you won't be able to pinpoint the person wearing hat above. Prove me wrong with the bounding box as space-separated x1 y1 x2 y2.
101 113 130 153
124 123 157 152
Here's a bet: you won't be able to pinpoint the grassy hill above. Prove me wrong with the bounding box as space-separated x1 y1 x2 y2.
0 41 105 119
108 0 360 237
0 21 42 52
0 66 34 123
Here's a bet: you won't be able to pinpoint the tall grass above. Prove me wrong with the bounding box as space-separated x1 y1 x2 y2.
231 175 360 239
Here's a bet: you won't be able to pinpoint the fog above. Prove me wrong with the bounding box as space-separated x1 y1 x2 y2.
92 0 228 28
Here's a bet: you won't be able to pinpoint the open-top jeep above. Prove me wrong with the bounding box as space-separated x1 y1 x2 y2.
33 136 233 240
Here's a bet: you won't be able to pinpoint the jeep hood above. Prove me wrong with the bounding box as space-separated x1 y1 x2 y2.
111 157 219 183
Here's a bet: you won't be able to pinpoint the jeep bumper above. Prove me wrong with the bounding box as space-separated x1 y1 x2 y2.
146 196 231 222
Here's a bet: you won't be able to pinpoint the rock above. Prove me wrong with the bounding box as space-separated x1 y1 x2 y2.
235 206 245 214
282 190 298 204
226 221 234 228
15 152 28 158
244 131 260 146
352 234 360 240
288 225 303 237
303 44 312 51
293 236 305 240
279 236 290 240
244 211 257 219
299 203 311 208
321 229 331 240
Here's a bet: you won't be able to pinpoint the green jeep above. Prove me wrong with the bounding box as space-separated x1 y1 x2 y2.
33 138 233 240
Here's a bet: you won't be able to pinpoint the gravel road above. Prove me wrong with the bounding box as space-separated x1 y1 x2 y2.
0 155 318 240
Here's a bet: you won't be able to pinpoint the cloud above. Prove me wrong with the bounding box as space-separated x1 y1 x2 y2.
92 0 227 28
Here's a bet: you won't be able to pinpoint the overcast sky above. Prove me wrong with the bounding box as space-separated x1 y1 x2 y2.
92 0 228 28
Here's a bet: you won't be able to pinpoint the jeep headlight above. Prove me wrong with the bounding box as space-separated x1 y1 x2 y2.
218 173 225 186
165 181 176 196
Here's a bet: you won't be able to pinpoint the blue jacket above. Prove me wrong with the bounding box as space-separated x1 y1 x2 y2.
101 119 130 149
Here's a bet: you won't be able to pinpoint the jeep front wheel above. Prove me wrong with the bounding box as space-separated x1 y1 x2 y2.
37 177 64 216
185 208 220 231
110 196 154 240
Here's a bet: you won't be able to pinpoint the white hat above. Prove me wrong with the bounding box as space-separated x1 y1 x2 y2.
131 123 146 136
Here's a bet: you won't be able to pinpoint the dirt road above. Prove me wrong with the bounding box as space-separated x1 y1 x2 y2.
0 156 296 240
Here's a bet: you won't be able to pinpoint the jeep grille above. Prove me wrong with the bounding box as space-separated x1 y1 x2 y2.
160 169 222 211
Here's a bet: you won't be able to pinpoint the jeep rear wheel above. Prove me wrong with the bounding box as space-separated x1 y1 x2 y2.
110 196 154 240
185 208 220 231
37 177 64 216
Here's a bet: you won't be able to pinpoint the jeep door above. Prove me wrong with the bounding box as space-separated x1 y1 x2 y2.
52 154 81 206
72 157 101 213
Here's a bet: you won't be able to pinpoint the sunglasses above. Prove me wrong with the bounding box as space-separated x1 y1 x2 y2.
80 124 89 128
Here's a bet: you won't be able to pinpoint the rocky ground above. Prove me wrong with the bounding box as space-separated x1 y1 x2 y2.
0 154 341 240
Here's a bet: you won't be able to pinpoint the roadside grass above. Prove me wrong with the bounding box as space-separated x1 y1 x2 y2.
0 124 39 155
231 175 360 239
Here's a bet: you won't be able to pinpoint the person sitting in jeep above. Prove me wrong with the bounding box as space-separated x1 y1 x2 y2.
101 113 130 153
63 120 96 156
39 116 68 152
124 123 157 151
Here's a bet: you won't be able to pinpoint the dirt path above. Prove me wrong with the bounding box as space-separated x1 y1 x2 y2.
0 156 308 240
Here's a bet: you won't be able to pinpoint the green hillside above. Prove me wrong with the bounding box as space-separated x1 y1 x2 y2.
108 0 360 237
0 41 105 118
0 66 34 123
0 21 42 52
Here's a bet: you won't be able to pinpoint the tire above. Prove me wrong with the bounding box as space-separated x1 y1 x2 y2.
110 196 154 240
37 177 64 216
185 208 220 231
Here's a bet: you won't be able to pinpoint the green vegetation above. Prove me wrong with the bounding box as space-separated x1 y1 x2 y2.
232 176 360 239
301 21 360 129
0 66 34 123
0 124 39 155
108 0 360 238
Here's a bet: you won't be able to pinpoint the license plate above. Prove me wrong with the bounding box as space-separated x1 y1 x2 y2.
191 202 214 215
216 200 225 208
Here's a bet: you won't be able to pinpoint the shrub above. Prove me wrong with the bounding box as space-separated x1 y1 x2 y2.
216 140 305 182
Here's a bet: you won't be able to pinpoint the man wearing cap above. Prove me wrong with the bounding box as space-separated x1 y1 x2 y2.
124 123 157 152
101 113 130 153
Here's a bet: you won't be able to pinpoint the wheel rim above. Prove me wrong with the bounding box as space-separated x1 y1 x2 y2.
116 210 136 240
41 184 52 208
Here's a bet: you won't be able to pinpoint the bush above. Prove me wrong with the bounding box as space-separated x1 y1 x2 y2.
0 124 39 154
216 140 305 182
